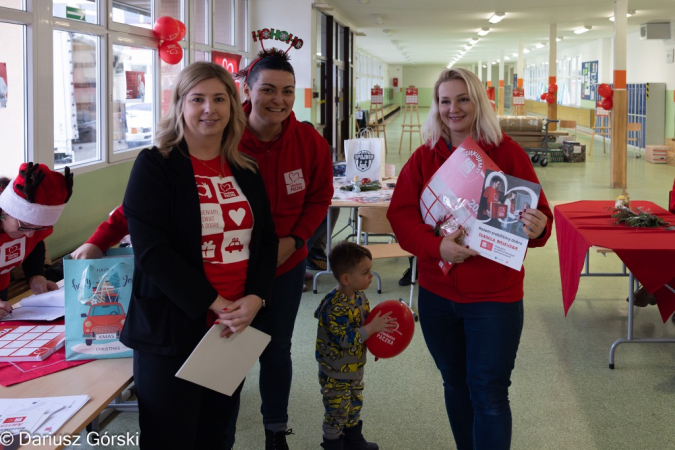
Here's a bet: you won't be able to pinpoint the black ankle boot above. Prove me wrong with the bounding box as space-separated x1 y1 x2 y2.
265 429 293 450
343 421 378 450
320 436 344 450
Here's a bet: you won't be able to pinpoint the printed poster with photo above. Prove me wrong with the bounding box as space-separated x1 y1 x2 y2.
125 71 146 101
0 62 8 108
419 136 540 272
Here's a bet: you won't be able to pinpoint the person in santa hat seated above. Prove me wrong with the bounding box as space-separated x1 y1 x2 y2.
0 162 73 317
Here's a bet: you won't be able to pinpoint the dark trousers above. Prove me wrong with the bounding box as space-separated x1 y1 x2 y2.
134 349 243 449
418 286 523 450
225 260 306 438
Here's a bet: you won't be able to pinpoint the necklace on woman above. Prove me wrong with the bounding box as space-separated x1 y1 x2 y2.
191 154 224 179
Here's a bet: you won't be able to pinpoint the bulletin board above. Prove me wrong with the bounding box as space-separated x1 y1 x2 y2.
581 60 598 101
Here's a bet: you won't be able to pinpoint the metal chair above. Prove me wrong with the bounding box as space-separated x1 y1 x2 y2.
356 206 417 311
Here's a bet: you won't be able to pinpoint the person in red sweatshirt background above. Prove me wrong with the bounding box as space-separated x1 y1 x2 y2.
234 50 333 449
387 68 552 450
70 49 333 450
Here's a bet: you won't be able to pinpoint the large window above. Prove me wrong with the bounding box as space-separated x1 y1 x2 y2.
0 0 248 175
0 21 26 176
54 31 100 168
355 51 384 106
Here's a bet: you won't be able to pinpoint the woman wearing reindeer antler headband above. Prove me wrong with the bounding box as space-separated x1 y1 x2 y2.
0 162 74 316
233 35 333 449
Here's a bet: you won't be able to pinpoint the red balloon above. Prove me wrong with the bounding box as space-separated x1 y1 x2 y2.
601 97 613 110
540 93 547 101
159 41 183 65
153 16 180 42
364 300 415 360
176 20 186 41
545 92 555 104
598 83 613 99
548 84 558 94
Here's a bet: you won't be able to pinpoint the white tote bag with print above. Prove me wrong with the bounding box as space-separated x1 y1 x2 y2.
344 130 385 182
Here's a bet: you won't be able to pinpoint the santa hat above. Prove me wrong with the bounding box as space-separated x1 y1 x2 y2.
0 162 73 226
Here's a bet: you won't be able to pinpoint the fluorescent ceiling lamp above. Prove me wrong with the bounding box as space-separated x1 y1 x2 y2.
477 27 491 36
523 48 530 53
535 42 545 48
492 61 497 65
609 10 635 21
512 53 518 57
357 0 371 4
468 38 479 45
355 32 366 36
504 56 510 60
371 14 384 24
382 29 392 34
482 64 487 68
574 26 591 34
556 37 563 42
464 44 472 50
391 40 399 45
488 12 505 24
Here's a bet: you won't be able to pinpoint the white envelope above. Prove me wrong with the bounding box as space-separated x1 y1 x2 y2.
176 325 270 396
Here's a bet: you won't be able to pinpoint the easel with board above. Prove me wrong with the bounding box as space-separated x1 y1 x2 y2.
399 86 422 153
368 85 388 153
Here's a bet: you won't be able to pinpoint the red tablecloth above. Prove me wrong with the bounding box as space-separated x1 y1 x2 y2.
555 201 675 322
0 320 92 386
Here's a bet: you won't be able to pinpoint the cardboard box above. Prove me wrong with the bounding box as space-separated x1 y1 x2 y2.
498 115 543 132
561 142 586 162
667 150 675 167
665 137 675 152
645 145 668 164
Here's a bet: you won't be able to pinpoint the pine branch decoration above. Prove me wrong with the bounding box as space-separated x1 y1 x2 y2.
609 206 670 228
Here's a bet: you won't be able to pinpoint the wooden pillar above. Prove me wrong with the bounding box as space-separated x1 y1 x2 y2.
611 0 628 188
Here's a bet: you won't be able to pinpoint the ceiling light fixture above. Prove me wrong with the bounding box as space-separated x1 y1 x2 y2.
574 25 591 34
464 44 472 50
312 3 334 10
512 53 518 57
371 14 384 24
382 29 392 34
391 40 399 45
556 36 563 42
357 0 371 4
609 10 635 21
488 12 505 24
477 27 491 36
504 56 510 60
535 42 545 49
355 32 366 37
468 38 479 45
482 64 487 68
523 48 530 53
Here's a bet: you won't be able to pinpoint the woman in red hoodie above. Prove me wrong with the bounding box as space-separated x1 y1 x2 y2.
235 52 334 449
387 68 553 450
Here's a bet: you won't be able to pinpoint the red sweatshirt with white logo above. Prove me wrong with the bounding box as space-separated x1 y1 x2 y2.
387 133 553 303
239 105 334 275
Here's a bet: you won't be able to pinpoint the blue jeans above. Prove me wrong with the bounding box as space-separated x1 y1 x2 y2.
253 259 306 430
418 286 523 450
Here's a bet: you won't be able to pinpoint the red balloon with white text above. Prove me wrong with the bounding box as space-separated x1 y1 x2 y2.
159 41 183 65
153 16 180 42
364 300 415 360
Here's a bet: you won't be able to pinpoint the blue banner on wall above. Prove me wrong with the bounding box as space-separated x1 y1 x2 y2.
581 61 598 100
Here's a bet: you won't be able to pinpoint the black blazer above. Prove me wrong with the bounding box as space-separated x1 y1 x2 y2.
120 143 278 355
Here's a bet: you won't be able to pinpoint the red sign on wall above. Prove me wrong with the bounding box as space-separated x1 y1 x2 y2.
213 51 242 82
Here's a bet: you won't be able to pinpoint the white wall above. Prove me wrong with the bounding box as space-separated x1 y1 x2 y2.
402 65 446 88
249 0 314 89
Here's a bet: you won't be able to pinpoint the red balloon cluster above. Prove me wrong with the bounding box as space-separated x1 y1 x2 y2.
364 300 415 360
598 83 614 110
153 16 186 64
540 84 557 104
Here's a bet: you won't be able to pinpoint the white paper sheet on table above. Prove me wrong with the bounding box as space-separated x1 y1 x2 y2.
0 395 89 436
176 325 270 396
1 288 65 321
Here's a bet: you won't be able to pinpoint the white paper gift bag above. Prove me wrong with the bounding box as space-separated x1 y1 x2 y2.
344 131 385 181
